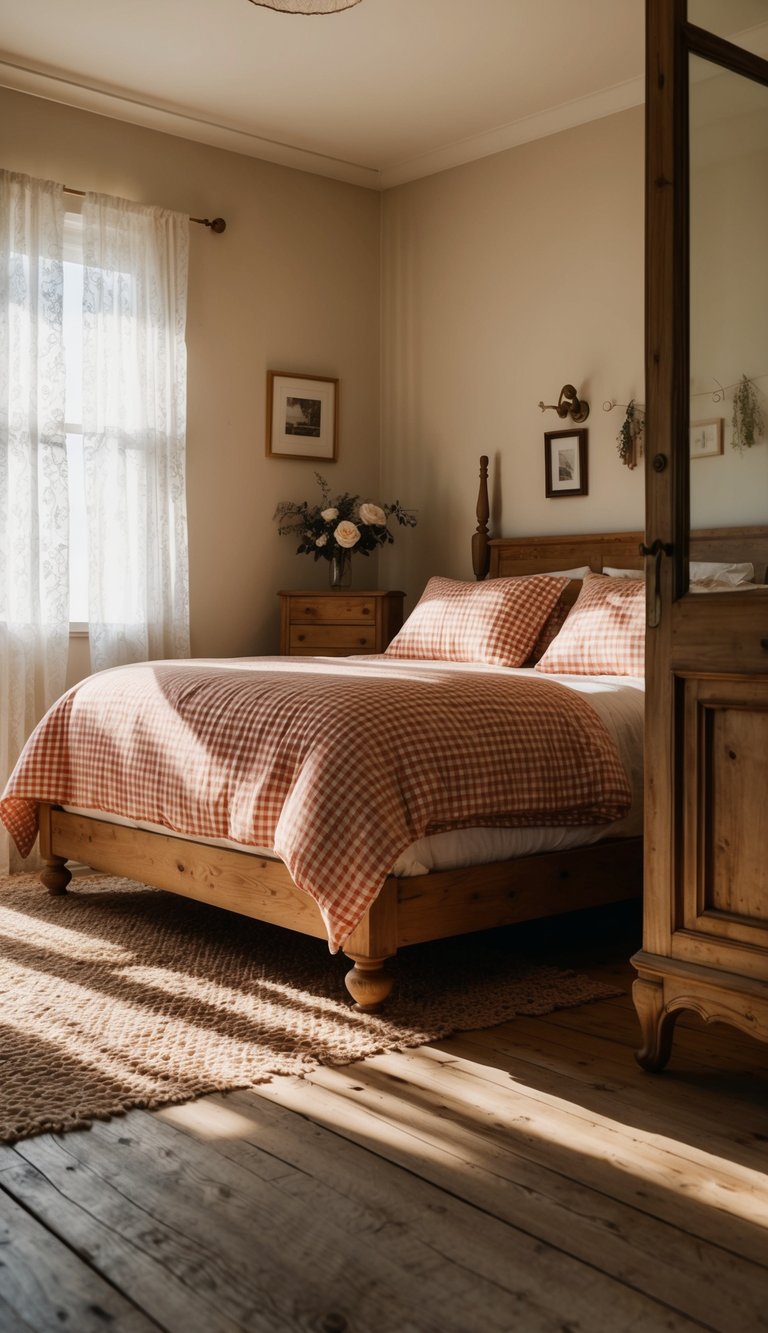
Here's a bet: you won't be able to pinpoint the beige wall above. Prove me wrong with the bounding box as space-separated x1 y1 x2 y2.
379 107 645 606
2 88 646 652
0 86 381 669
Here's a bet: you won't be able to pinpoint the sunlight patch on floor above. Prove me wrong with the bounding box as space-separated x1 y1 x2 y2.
290 1048 768 1230
158 1099 259 1140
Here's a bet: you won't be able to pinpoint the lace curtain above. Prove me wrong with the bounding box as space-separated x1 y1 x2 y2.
0 171 69 873
81 194 190 669
1 175 191 872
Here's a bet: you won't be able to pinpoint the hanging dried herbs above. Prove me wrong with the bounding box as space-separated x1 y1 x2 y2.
617 400 644 469
731 374 764 453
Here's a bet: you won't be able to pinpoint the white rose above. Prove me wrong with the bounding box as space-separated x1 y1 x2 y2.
334 520 361 549
321 507 338 522
359 502 387 526
315 534 328 547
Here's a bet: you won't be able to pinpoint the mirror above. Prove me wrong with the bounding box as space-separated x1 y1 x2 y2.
689 53 768 585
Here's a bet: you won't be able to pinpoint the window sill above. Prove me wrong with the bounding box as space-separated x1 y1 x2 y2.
69 623 89 637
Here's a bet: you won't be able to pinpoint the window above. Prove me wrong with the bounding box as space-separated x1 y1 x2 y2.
4 178 190 666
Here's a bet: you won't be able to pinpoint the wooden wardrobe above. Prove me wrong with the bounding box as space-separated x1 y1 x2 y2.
633 1 768 1067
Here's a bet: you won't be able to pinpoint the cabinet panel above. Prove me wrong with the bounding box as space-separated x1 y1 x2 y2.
676 675 768 968
708 705 768 922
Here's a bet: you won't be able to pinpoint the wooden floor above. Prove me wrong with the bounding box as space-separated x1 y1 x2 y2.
1 901 766 1333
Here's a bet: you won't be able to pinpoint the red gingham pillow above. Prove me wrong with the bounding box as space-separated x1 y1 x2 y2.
385 575 569 668
535 572 645 676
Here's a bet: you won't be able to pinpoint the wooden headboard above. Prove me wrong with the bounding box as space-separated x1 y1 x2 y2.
689 527 768 583
489 526 768 585
489 531 643 579
472 456 768 584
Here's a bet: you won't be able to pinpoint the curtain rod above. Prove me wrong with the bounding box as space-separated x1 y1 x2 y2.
63 185 226 233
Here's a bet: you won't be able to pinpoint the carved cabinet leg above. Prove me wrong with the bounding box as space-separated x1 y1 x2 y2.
343 952 394 1012
40 857 72 897
632 976 680 1071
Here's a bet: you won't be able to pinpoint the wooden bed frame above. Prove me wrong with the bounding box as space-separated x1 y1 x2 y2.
38 458 649 1010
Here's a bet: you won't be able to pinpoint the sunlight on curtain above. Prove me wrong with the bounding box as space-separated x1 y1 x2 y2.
0 170 69 873
81 194 190 670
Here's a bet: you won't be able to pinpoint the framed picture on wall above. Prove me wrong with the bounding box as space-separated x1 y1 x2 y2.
544 429 588 497
266 371 339 461
689 418 723 459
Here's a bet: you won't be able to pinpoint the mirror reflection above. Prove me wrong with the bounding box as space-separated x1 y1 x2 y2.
689 53 768 589
688 0 768 54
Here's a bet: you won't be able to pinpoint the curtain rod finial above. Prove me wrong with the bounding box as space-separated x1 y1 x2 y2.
190 216 227 233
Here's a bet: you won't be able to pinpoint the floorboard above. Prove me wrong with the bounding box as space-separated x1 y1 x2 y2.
0 901 766 1332
0 1180 158 1331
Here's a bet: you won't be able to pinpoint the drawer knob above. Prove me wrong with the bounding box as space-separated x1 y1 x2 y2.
362 607 370 615
297 634 305 643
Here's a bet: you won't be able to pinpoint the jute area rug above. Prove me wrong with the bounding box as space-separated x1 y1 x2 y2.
0 871 620 1144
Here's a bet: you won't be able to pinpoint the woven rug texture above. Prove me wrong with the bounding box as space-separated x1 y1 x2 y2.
0 872 620 1143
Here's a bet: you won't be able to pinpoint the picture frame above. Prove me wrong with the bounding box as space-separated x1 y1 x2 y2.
266 371 338 462
544 429 588 498
689 418 723 459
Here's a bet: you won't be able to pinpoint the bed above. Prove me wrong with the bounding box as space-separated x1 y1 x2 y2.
1 459 652 1009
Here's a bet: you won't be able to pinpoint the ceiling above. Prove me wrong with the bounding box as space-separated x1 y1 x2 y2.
1 1 766 190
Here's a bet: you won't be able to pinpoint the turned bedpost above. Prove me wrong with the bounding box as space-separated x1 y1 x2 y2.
38 802 72 896
342 879 398 1012
472 454 490 581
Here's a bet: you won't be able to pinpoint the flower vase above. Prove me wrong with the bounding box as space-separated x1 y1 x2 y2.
328 551 352 589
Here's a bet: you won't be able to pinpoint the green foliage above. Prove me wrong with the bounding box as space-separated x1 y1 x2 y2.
275 473 417 562
731 374 764 453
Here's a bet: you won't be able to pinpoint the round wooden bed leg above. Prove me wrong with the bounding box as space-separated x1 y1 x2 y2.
40 858 72 897
343 953 394 1012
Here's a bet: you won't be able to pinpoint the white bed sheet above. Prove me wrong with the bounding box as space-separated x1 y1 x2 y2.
64 666 644 878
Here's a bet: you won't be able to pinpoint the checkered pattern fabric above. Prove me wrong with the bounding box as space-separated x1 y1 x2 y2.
535 573 645 676
385 575 569 667
0 656 631 952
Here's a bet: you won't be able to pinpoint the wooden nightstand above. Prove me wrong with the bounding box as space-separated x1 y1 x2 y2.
278 590 404 656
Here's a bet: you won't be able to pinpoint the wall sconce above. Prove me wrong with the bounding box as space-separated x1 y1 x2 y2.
538 384 590 423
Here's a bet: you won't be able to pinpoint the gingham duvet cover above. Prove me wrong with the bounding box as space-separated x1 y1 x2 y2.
0 656 632 951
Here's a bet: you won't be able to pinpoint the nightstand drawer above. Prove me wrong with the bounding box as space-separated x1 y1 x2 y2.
289 624 377 652
290 595 375 624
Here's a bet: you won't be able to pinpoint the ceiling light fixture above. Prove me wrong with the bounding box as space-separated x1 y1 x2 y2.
248 0 362 12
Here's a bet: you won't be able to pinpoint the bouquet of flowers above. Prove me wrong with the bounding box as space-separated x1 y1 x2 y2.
275 474 416 566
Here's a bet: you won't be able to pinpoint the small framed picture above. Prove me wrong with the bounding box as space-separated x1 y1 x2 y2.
689 418 723 459
266 371 338 462
544 429 588 498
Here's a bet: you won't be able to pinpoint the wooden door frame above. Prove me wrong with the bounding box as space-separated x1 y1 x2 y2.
643 0 687 967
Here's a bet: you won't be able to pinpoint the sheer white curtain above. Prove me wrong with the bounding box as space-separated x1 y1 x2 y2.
81 194 190 670
0 170 69 873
